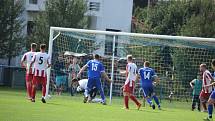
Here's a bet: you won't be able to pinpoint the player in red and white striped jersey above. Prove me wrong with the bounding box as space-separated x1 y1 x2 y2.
30 44 51 103
199 64 214 112
121 55 141 110
21 43 37 100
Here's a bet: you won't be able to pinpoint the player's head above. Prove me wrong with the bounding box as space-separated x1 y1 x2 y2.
94 54 100 60
40 44 46 52
199 63 207 72
127 55 133 63
144 61 150 67
211 59 215 70
31 43 37 51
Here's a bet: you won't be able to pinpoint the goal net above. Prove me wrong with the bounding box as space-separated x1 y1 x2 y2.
46 27 215 103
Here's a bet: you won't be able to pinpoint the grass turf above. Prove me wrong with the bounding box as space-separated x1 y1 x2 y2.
0 87 209 121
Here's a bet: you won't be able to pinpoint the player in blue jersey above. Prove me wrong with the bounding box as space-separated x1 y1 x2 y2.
138 61 160 110
77 54 112 105
204 59 215 121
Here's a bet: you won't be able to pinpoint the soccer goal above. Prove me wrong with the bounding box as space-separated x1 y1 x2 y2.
46 26 215 104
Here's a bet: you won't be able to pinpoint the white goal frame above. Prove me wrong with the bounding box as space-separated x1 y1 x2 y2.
46 26 215 104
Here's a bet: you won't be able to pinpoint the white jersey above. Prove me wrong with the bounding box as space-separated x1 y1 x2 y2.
202 70 214 93
32 52 51 77
78 79 88 90
21 51 36 74
125 62 137 87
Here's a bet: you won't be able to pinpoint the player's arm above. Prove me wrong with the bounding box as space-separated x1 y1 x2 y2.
20 54 26 68
101 72 112 83
189 79 195 89
205 82 215 88
120 64 128 75
47 55 52 68
29 55 36 69
77 64 87 78
153 75 159 85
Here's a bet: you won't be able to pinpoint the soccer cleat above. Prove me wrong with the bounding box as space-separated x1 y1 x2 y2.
158 106 161 110
152 104 156 110
137 104 141 110
102 101 107 105
203 117 213 121
83 96 88 103
41 98 46 103
122 107 129 110
202 110 208 113
31 99 35 102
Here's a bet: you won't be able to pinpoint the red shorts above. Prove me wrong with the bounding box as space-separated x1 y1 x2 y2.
123 81 134 94
199 91 211 102
32 76 47 86
25 74 34 82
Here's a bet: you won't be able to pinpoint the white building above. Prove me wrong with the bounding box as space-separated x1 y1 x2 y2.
22 0 46 35
86 0 133 56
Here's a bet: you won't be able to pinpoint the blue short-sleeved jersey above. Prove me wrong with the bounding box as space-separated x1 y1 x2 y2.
138 67 157 87
87 60 105 79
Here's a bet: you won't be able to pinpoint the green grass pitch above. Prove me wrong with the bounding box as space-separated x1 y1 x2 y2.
0 87 209 121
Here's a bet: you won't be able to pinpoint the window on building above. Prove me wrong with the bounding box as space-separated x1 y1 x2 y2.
89 2 100 11
27 21 34 35
29 0 37 4
105 29 120 56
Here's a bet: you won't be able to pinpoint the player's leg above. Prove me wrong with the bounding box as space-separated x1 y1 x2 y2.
96 79 106 104
83 89 88 103
41 77 47 103
123 91 130 109
143 87 153 107
86 78 94 102
151 87 160 109
128 82 141 109
197 95 201 111
191 95 196 111
31 76 38 102
25 74 33 100
200 91 208 112
204 91 215 120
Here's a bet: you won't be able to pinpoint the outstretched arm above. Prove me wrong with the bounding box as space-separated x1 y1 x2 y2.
101 72 112 83
190 79 195 89
77 64 88 78
21 55 26 68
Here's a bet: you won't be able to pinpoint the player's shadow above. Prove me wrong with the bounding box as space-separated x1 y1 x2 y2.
129 108 160 113
46 102 69 106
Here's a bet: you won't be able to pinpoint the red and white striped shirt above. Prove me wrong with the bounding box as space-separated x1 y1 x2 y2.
202 70 214 93
21 51 36 74
32 52 51 77
125 63 137 87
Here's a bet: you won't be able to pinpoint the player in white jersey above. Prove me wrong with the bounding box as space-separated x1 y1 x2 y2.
73 78 98 103
199 64 214 112
21 43 37 100
121 55 141 110
30 44 51 103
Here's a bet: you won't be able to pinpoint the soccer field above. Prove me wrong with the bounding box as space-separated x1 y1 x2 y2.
0 87 208 121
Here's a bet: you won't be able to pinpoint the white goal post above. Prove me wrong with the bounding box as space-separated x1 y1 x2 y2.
46 26 215 104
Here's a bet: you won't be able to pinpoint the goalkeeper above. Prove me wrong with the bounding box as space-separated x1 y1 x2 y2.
72 78 99 103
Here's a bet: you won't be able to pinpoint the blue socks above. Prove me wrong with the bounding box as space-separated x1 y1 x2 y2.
152 95 160 107
208 104 213 118
146 98 153 106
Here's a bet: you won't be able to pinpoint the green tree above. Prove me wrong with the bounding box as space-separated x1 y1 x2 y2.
28 0 89 47
180 0 215 38
0 0 25 65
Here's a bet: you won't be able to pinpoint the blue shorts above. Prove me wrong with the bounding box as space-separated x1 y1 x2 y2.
87 78 102 92
210 90 215 100
56 76 67 87
142 86 154 98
